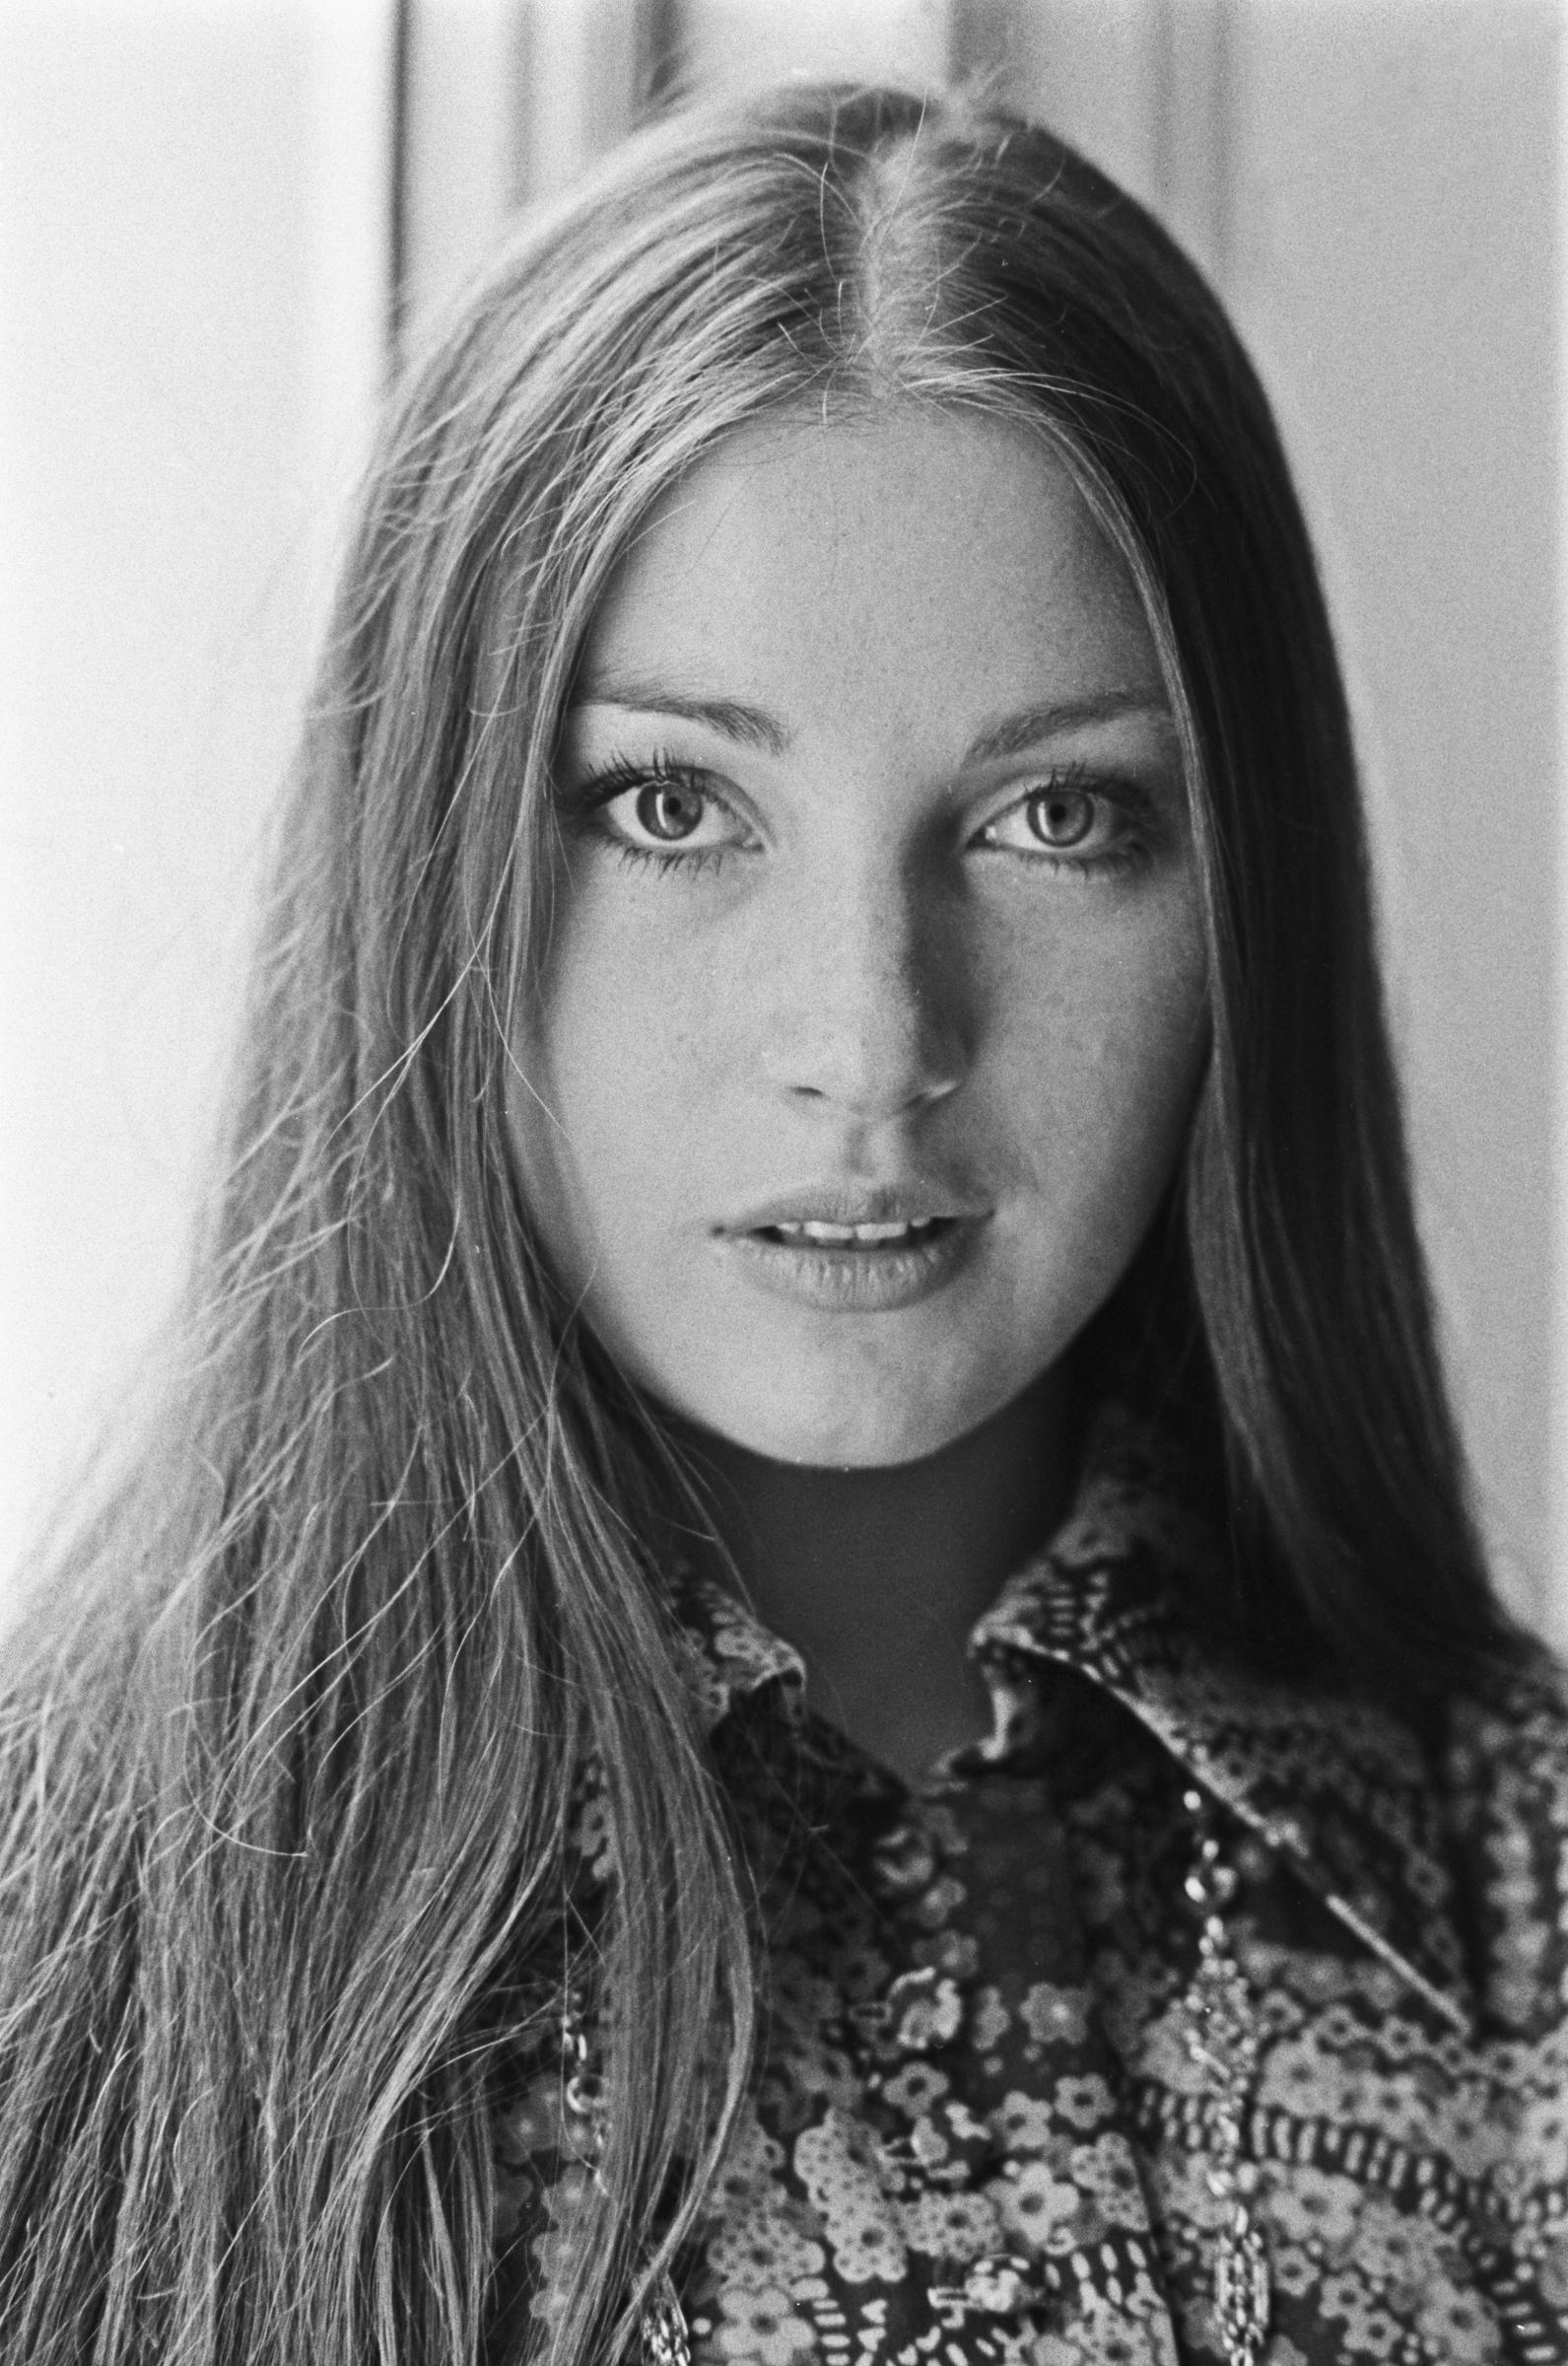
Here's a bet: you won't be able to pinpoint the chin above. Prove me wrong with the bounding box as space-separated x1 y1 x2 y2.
721 1385 999 1471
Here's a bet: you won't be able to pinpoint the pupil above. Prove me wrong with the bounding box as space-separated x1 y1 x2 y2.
1029 788 1094 849
637 782 703 841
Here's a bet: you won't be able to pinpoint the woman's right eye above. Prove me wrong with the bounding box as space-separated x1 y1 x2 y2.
573 760 756 869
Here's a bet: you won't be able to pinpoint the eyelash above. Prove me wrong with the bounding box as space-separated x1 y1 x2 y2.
565 751 1156 881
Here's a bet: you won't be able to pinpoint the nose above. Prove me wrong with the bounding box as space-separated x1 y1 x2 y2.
756 857 969 1120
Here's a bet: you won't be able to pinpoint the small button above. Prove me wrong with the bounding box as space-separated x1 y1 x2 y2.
883 1965 964 2053
930 2256 1041 2317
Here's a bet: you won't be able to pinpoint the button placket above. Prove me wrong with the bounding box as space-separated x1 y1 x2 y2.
856 1809 1055 2337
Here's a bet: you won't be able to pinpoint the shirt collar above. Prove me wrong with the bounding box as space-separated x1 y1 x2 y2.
668 1405 1473 2038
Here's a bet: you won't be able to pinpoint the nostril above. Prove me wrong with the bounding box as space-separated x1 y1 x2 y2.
783 1072 961 1117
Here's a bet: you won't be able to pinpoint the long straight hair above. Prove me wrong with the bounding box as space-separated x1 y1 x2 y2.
0 81 1522 2366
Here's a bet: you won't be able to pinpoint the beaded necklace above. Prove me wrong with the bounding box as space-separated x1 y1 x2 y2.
1181 1787 1271 2366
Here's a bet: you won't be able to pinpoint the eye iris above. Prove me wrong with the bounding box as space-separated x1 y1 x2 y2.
636 782 705 841
1027 787 1095 849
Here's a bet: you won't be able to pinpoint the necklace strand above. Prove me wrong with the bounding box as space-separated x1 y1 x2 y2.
1181 1785 1271 2366
557 1983 693 2365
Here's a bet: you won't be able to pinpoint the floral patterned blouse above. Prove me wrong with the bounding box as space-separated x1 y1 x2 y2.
489 1419 1568 2365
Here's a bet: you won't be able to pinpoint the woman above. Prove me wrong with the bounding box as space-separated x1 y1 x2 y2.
1 78 1563 2366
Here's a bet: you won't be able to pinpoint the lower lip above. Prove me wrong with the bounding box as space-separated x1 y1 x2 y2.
717 1218 984 1312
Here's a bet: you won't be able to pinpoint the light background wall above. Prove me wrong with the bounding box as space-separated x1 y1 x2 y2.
2 0 1563 1635
1 0 393 1579
1218 2 1561 1625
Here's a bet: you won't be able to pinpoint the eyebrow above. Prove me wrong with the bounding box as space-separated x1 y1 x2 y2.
567 680 1170 765
569 682 789 755
961 690 1173 765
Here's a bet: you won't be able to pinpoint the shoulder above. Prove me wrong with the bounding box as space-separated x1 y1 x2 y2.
1438 1638 1568 2038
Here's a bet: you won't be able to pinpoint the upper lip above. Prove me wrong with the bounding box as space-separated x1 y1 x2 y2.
720 1185 989 1233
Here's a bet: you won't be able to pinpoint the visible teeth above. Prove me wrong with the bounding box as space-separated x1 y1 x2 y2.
773 1218 939 1245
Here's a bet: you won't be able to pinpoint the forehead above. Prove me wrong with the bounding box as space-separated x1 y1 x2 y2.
577 407 1163 757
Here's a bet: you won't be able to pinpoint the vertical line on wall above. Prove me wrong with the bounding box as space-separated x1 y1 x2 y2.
1552 0 1568 1648
637 0 685 116
387 0 414 364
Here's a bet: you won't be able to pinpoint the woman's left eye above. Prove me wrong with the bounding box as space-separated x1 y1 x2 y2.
975 775 1145 870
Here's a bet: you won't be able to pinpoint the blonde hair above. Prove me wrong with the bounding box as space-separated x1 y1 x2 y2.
0 81 1512 2366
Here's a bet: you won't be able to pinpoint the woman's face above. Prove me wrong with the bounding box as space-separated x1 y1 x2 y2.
510 408 1207 1466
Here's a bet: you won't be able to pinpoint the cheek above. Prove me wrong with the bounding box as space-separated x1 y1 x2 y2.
504 889 716 1283
1000 897 1208 1223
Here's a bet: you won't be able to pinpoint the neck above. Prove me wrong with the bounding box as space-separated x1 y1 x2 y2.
676 1366 1078 1784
